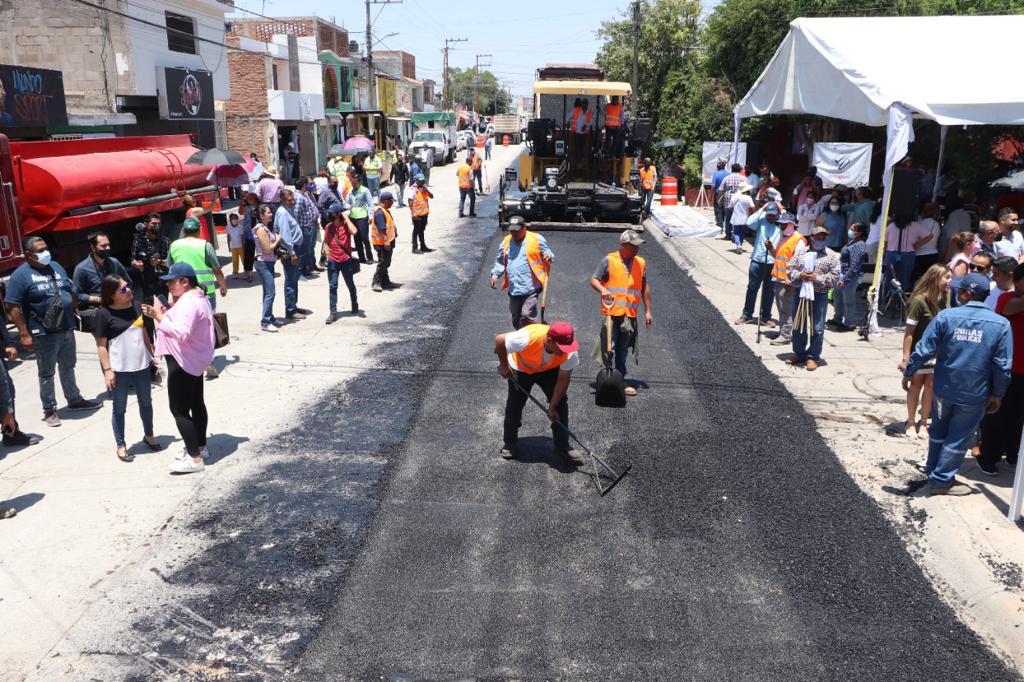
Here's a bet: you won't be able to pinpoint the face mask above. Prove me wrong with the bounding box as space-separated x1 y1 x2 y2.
847 229 857 240
829 203 840 211
782 225 796 236
35 250 52 266
813 238 827 250
307 184 315 192
95 248 111 260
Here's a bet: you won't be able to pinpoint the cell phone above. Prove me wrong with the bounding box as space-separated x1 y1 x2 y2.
157 295 169 309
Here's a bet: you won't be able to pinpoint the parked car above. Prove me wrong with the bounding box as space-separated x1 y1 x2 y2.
408 129 454 165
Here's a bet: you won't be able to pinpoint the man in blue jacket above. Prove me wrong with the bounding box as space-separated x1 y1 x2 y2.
903 273 1013 495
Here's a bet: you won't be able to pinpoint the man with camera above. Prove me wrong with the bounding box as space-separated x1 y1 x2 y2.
6 236 101 427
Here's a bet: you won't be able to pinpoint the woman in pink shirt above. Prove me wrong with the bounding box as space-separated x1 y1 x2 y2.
142 263 215 474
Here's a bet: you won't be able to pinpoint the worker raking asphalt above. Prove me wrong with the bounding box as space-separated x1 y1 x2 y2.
298 230 1014 679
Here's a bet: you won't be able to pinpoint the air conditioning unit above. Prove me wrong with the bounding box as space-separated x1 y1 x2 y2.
349 40 359 54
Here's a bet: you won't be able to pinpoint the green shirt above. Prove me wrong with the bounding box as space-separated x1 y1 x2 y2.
348 185 373 220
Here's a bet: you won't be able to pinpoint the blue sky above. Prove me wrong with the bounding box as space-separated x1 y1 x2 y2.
230 0 719 99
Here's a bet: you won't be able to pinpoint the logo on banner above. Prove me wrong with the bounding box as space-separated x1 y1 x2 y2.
835 156 852 172
179 73 202 116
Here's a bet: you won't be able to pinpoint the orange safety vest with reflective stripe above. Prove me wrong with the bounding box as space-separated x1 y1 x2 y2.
370 206 396 246
639 166 656 190
571 107 593 132
458 163 474 189
511 324 569 375
500 230 549 291
772 231 806 282
601 252 645 318
605 103 623 128
471 156 481 171
409 187 430 217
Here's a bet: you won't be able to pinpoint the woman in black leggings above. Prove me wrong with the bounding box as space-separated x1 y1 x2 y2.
141 262 215 475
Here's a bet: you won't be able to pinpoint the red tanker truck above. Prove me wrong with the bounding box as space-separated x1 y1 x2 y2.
0 133 220 270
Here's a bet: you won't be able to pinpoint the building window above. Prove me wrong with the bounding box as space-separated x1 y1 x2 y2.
323 67 339 109
166 12 197 54
339 67 351 103
272 64 280 90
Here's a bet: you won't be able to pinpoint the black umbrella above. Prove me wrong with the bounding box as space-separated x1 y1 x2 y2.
185 148 245 166
990 170 1024 191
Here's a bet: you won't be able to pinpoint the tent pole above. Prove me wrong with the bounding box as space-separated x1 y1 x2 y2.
867 165 895 336
731 109 741 163
932 124 948 203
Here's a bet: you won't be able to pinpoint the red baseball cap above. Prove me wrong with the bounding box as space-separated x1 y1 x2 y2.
547 321 579 353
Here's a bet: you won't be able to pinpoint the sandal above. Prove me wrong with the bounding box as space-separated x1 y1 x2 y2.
144 436 165 452
117 447 134 463
903 420 917 438
916 419 928 439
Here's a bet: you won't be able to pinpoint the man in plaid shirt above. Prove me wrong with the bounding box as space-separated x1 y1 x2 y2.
719 163 745 242
294 180 321 277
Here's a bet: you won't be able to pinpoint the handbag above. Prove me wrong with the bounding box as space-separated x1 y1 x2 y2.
213 312 230 349
77 307 98 334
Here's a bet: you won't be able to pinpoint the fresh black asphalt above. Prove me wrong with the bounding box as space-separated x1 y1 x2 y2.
296 230 1016 679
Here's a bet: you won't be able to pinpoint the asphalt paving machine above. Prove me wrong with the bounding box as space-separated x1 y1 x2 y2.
498 75 652 232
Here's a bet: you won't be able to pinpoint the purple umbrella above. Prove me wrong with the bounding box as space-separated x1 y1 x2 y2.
341 135 375 152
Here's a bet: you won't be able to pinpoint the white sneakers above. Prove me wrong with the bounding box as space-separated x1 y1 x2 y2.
169 446 209 474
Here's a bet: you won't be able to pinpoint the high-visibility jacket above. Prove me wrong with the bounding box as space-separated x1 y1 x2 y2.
639 166 656 191
410 187 430 217
169 237 216 296
772 232 806 283
458 163 474 189
370 206 396 246
341 175 352 201
328 158 348 178
511 324 570 375
471 156 482 171
605 103 623 128
364 155 383 177
601 252 645 318
571 107 593 133
500 231 549 291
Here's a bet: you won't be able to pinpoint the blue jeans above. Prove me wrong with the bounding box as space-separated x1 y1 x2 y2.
742 260 774 321
367 175 381 198
732 223 747 248
833 281 860 326
641 189 654 214
206 293 216 312
459 187 476 215
884 250 916 296
791 291 830 361
299 224 317 273
281 256 300 315
110 368 153 447
926 398 988 487
34 330 83 413
327 259 358 313
255 259 277 325
603 316 632 376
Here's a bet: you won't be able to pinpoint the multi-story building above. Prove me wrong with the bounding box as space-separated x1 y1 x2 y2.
227 17 350 177
0 0 230 144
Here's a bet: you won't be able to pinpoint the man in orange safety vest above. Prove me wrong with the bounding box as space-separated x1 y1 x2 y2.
604 94 623 153
490 216 554 329
589 229 653 396
494 320 583 463
457 154 476 218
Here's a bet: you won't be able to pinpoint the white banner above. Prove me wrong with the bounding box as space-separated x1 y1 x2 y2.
702 141 746 184
811 142 873 188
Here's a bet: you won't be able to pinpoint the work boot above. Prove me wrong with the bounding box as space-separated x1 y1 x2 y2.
500 443 516 460
412 246 421 254
3 429 39 447
555 446 585 463
420 245 434 253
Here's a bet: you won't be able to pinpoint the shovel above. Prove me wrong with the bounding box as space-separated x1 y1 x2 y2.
508 375 632 496
595 315 627 408
539 278 549 323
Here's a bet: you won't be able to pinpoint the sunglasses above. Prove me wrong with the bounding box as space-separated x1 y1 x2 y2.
969 263 990 272
119 284 132 294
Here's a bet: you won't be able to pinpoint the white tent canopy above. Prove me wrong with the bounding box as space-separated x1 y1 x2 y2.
736 15 1024 127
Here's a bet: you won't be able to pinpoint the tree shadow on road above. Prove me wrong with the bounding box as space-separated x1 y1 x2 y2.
6 491 44 514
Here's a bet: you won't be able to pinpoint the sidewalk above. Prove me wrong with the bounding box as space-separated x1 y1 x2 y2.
0 144 521 680
651 218 1024 670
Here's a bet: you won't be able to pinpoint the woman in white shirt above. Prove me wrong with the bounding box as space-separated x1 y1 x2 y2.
729 184 755 254
796 192 820 236
93 275 164 462
912 202 941 287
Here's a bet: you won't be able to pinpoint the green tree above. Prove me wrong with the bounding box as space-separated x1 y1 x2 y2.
447 67 511 115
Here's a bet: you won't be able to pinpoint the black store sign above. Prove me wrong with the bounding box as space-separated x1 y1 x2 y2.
0 64 68 128
163 67 214 120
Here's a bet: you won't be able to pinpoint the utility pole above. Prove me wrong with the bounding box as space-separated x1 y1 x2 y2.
442 37 467 111
474 53 491 116
365 0 402 110
630 0 641 118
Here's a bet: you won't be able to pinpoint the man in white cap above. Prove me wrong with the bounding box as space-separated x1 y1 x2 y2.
589 229 654 396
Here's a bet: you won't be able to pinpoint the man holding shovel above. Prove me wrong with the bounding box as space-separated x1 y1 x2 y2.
491 216 554 329
495 321 583 463
589 230 653 396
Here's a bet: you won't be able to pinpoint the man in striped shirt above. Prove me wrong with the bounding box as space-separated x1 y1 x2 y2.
719 163 745 242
